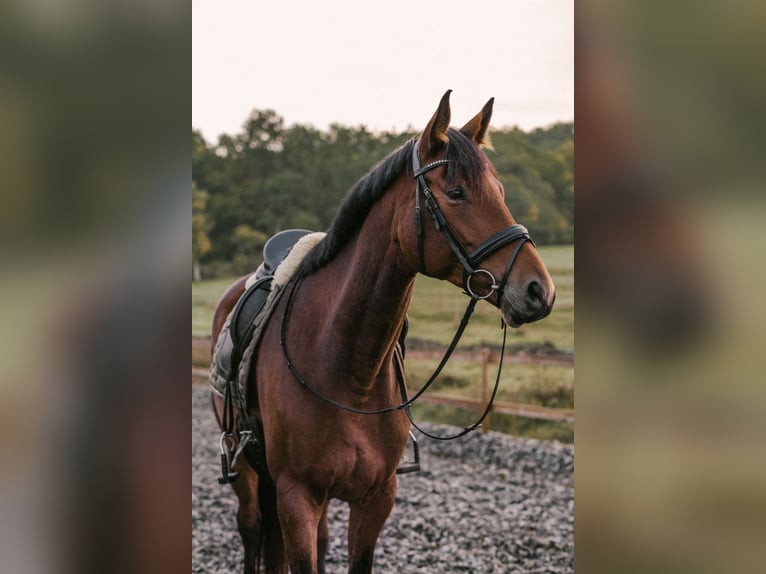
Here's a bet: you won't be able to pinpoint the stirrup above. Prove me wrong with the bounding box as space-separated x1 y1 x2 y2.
217 432 240 484
230 430 253 469
396 431 421 475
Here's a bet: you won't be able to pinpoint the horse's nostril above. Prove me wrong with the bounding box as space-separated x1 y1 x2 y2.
527 280 545 306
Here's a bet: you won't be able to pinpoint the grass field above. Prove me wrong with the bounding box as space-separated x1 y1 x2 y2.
192 244 573 441
192 276 238 338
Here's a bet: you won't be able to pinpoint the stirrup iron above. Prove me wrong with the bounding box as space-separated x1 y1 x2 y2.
396 431 421 475
217 432 240 484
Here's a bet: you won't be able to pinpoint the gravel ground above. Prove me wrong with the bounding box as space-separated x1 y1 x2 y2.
193 385 573 573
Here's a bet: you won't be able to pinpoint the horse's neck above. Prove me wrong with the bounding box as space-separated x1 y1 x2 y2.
310 195 415 387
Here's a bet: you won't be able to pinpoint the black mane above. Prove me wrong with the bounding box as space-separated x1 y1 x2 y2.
299 129 486 275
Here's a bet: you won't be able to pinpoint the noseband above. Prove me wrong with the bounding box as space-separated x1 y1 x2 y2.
412 142 534 300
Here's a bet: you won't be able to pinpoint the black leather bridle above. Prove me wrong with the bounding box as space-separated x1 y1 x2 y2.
279 139 539 440
412 142 534 300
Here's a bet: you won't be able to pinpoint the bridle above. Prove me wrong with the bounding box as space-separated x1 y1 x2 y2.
412 142 533 300
279 139 538 440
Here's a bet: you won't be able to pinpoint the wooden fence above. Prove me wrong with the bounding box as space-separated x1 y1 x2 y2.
394 348 573 427
192 338 574 430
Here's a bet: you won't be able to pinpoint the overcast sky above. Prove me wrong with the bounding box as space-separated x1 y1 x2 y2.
193 0 573 143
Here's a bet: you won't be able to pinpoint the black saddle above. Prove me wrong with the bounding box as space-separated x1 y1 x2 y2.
214 229 313 382
253 228 313 281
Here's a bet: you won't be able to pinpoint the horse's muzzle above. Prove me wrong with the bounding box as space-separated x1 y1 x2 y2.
501 279 555 327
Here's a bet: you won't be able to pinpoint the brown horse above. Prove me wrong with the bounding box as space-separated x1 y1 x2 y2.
211 91 555 574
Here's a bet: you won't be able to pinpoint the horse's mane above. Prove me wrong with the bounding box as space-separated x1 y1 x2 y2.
299 128 486 275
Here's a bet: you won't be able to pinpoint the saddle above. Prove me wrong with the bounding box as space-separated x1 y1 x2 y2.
213 229 313 386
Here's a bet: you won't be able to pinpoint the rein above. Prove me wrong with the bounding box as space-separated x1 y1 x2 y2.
278 140 535 440
280 270 480 416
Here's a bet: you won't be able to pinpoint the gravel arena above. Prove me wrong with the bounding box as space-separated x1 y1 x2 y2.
192 385 573 573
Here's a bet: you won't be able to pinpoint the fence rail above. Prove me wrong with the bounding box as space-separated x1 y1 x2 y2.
405 348 574 367
404 349 574 424
192 338 574 429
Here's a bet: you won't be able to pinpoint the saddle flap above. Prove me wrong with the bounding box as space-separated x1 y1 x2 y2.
230 277 273 348
212 276 274 389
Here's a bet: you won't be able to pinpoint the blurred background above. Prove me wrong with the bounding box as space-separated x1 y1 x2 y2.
575 1 766 572
0 1 189 573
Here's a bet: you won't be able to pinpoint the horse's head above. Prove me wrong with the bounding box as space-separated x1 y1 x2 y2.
396 90 555 326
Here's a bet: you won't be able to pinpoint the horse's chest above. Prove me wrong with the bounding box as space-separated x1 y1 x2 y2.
267 409 409 499
326 444 392 500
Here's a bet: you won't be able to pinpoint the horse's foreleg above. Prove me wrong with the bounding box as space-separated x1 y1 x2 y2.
276 478 325 574
317 504 329 574
347 476 397 574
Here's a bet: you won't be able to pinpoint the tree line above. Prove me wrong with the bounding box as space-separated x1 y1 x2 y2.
192 109 573 279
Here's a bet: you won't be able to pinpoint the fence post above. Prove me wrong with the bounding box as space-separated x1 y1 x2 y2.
480 347 491 433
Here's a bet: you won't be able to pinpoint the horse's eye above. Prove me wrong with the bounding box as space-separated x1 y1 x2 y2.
446 187 466 201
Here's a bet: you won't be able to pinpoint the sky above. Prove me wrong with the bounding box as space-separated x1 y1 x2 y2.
192 0 573 143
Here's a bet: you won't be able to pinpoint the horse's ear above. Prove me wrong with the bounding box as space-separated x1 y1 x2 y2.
460 97 494 149
419 90 452 157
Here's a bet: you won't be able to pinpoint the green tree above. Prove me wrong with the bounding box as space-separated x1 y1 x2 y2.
232 224 268 275
192 180 212 281
190 114 573 278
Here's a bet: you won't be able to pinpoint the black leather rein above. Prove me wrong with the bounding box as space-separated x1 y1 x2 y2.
278 140 536 440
